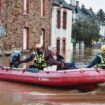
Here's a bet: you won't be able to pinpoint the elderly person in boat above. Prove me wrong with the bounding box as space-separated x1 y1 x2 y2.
44 46 65 70
87 45 105 69
20 44 47 70
45 46 77 70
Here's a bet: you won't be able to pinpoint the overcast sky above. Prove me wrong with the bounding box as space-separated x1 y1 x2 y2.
65 0 105 13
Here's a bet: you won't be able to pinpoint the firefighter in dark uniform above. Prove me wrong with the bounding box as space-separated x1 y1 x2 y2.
87 45 105 69
20 44 47 70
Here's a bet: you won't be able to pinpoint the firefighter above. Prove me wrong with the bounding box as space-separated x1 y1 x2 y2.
87 45 105 69
20 44 46 70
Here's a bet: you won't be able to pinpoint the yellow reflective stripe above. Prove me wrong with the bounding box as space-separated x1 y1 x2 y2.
33 52 47 67
97 53 105 68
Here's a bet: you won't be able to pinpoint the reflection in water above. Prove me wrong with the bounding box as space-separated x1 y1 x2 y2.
72 49 97 63
65 49 73 62
64 49 99 68
0 49 105 105
71 49 99 68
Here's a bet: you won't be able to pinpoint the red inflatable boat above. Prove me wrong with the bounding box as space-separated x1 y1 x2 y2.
0 66 105 91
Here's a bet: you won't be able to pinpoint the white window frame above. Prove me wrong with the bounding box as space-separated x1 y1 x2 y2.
23 0 28 15
41 0 45 17
23 28 28 50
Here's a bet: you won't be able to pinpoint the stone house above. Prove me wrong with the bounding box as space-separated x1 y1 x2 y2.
0 0 73 56
0 0 50 51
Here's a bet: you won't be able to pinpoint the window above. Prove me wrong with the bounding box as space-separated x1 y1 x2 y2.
57 10 61 29
41 0 45 17
23 27 29 50
56 38 60 55
40 29 45 49
63 11 67 29
23 0 29 14
62 38 66 54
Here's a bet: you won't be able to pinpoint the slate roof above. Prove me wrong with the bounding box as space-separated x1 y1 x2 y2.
81 7 101 21
68 3 101 22
69 4 86 19
68 4 75 11
52 0 72 10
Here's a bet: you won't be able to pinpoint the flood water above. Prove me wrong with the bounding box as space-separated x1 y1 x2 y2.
0 49 105 105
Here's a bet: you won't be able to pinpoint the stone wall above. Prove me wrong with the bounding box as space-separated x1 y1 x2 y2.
0 0 50 50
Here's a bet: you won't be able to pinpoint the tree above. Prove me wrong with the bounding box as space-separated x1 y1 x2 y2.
72 17 100 48
97 9 105 22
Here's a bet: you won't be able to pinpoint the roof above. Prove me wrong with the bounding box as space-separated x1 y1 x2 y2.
81 7 101 21
52 0 72 10
69 4 75 11
69 4 86 19
68 3 101 22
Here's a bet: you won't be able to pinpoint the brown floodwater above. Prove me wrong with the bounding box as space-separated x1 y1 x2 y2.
0 49 105 105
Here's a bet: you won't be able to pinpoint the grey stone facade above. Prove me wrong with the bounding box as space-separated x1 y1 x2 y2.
0 0 50 50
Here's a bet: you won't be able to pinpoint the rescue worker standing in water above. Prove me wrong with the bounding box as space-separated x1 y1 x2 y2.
87 45 105 69
20 44 47 70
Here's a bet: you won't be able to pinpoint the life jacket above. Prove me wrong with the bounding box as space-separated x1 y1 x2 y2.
33 51 47 69
97 53 105 69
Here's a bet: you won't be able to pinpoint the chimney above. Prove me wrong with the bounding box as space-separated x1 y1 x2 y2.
59 1 63 8
76 1 79 7
89 7 92 11
81 4 85 9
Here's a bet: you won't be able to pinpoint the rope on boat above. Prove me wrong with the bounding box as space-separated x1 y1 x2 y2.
0 66 26 71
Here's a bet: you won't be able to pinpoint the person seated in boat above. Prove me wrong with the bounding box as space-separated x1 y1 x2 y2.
9 46 21 68
45 46 66 70
45 46 77 70
87 45 105 69
20 44 47 70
